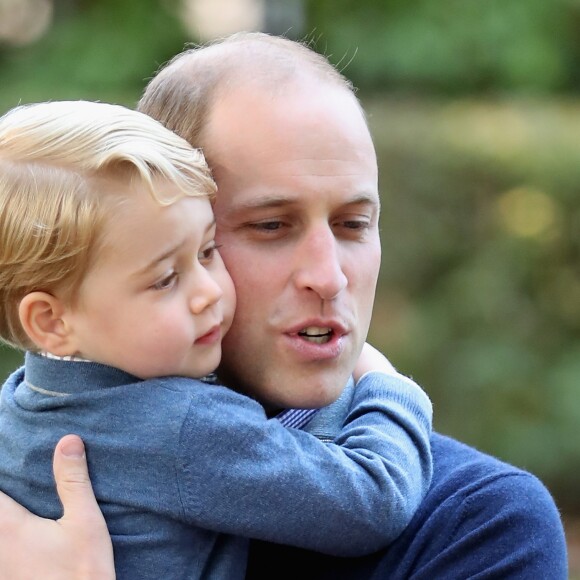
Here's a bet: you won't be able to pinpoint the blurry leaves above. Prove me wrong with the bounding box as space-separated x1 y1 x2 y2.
0 0 53 46
308 0 573 94
1 0 579 511
497 187 560 239
0 344 22 386
366 96 580 509
0 0 188 111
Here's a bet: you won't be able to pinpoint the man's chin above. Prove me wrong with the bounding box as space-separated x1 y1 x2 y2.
215 360 351 410
268 382 348 412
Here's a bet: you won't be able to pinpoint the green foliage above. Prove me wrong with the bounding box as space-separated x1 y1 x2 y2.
0 345 23 385
307 0 577 94
365 96 580 509
0 0 188 112
1 0 579 514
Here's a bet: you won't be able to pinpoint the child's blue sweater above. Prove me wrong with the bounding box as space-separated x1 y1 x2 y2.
0 352 432 580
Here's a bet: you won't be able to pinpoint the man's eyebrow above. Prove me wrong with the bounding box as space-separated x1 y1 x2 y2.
231 193 380 212
231 195 296 211
345 193 381 208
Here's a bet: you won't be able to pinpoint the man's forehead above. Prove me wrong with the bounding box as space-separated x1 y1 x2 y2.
205 75 379 216
206 75 364 133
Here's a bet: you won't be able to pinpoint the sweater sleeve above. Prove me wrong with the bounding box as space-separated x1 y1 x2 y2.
245 433 568 579
175 372 432 556
245 470 568 579
393 471 569 579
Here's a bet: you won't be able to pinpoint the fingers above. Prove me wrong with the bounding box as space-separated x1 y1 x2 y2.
53 434 102 525
0 491 36 580
53 435 116 579
0 435 114 580
0 484 30 529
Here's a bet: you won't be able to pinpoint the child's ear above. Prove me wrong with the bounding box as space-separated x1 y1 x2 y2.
18 292 77 356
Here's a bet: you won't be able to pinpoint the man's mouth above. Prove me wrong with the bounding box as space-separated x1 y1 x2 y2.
298 327 333 344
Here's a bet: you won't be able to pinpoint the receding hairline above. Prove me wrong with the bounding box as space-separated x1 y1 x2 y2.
152 32 354 95
137 32 365 149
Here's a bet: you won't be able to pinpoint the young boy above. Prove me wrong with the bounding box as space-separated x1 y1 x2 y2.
0 100 432 579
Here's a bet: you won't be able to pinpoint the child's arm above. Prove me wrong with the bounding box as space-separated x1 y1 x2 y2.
353 341 398 381
175 348 432 557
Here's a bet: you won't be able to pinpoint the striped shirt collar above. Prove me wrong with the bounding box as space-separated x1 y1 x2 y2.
275 408 319 429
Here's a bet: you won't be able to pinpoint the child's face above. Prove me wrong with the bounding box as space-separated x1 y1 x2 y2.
64 177 236 380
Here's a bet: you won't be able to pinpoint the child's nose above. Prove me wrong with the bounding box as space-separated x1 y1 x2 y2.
189 269 223 314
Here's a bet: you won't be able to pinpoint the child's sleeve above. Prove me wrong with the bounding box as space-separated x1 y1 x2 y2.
176 372 432 556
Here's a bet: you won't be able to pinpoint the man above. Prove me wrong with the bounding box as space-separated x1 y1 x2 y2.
0 32 568 579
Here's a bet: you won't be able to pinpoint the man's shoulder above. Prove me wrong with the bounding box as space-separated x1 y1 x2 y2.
430 430 535 486
247 431 567 580
382 431 568 579
427 431 561 523
361 432 567 578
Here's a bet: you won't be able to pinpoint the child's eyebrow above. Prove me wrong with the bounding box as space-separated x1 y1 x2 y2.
143 243 184 272
133 218 217 278
128 243 183 282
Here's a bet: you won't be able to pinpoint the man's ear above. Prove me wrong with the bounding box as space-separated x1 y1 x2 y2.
18 292 77 356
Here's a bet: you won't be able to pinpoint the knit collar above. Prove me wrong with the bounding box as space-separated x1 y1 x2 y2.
24 351 138 397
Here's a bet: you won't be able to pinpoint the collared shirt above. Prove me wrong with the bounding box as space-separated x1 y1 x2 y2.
275 408 319 429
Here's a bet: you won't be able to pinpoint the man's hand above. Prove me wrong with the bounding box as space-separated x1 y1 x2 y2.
0 434 115 580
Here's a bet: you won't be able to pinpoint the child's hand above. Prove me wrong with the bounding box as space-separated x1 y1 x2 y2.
353 342 398 383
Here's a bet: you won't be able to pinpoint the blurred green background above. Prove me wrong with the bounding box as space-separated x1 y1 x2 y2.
1 0 579 567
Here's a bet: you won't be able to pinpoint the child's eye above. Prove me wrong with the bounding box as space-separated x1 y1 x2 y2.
198 242 221 264
151 271 178 291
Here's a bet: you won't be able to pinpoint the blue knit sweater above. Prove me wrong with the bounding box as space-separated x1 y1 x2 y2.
248 393 569 579
0 352 432 580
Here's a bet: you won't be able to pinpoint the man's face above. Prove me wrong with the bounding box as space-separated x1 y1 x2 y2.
203 80 381 410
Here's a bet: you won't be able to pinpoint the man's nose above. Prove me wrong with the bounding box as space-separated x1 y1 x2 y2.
293 226 348 300
189 268 223 314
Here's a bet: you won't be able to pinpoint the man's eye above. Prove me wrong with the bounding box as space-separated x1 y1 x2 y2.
245 220 291 238
333 218 373 240
152 271 178 291
343 220 370 230
251 221 284 231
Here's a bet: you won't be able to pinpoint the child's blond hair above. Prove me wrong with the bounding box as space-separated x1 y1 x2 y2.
0 100 216 350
